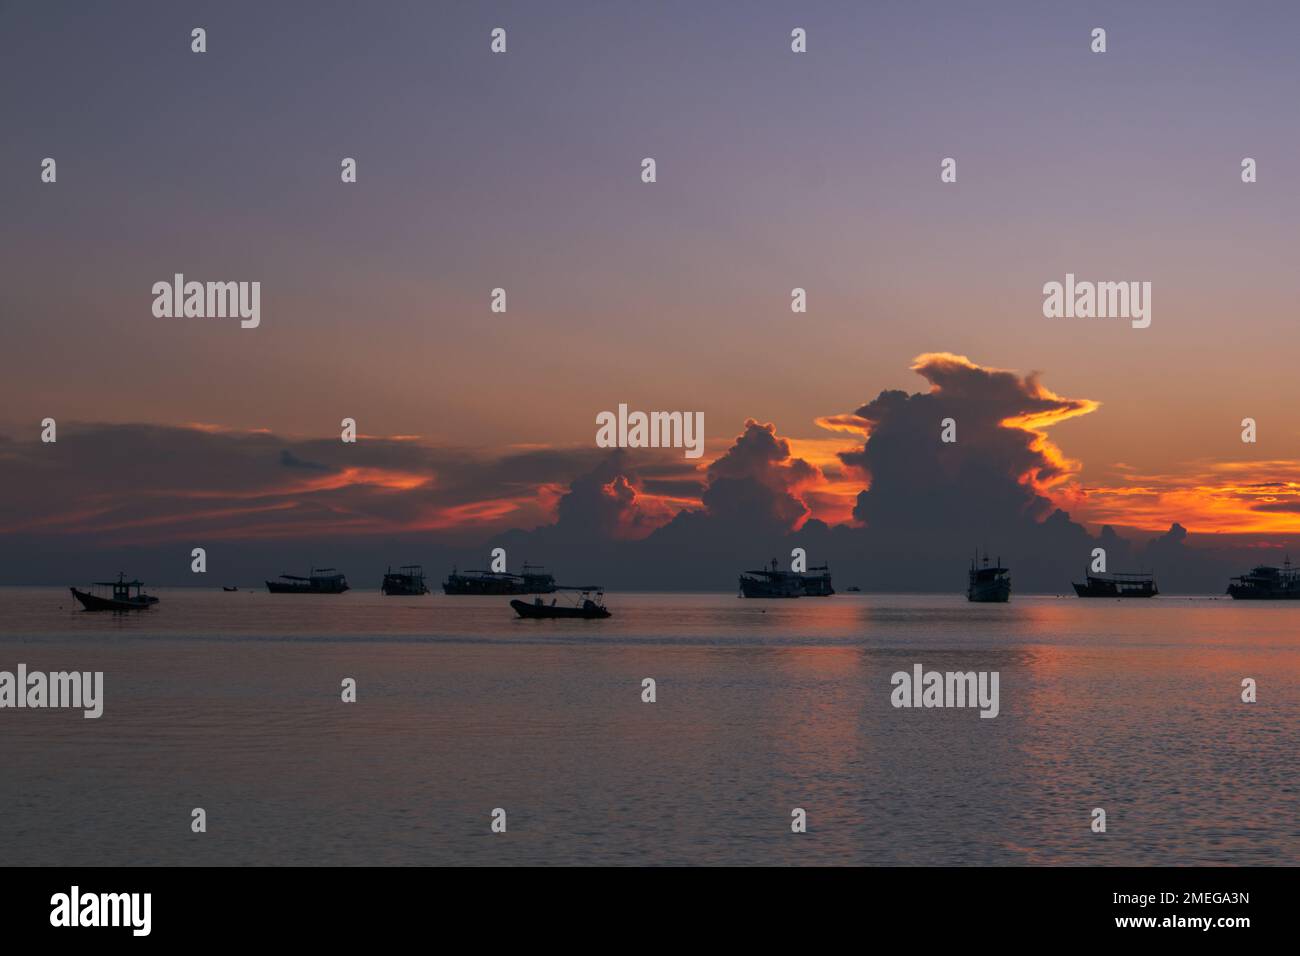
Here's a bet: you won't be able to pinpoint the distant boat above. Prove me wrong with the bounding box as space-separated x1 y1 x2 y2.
845 586 862 593
381 565 429 596
444 562 556 595
70 573 159 611
1073 571 1157 598
266 568 350 594
967 552 1010 603
511 588 610 619
222 586 238 592
739 558 833 597
1227 557 1300 599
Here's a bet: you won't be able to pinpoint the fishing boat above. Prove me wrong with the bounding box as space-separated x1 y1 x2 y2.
222 586 238 592
1227 557 1300 599
70 573 160 611
845 586 862 593
967 552 1010 603
510 587 611 619
444 562 556 595
1073 570 1157 598
265 568 350 594
381 565 429 595
738 558 832 597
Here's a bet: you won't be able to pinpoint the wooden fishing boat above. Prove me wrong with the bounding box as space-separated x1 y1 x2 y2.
967 552 1010 603
381 565 429 595
70 573 160 611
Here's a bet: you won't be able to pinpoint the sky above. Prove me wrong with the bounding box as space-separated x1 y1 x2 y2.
1 1 1298 587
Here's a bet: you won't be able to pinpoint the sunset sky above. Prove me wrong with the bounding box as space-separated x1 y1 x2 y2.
2 1 1299 584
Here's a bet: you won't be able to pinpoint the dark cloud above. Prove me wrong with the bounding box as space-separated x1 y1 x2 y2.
0 356 1290 592
279 449 330 471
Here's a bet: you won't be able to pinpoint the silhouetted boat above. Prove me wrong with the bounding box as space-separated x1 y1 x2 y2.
1073 571 1157 598
70 573 159 611
967 552 1010 603
845 586 862 592
1227 557 1300 599
266 568 349 594
381 565 429 595
738 558 834 597
222 586 238 592
511 588 610 619
444 562 556 595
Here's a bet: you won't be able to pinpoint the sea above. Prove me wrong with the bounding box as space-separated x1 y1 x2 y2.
1 587 1295 866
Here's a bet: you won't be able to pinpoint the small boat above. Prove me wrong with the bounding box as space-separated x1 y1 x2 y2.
511 588 611 619
266 568 350 594
1073 571 1157 598
222 586 238 592
70 573 160 611
845 586 862 593
381 564 429 595
967 552 1010 603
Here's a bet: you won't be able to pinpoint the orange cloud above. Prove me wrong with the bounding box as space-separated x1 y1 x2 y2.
1079 460 1300 534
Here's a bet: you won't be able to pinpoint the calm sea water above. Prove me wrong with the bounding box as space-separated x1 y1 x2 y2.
0 586 1295 866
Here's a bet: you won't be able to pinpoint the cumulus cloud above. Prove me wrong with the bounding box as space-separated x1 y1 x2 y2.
551 450 685 541
700 419 823 530
2 354 1294 591
835 353 1097 541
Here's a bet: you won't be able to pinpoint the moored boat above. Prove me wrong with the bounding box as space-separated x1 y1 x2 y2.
739 558 833 597
266 568 350 594
70 573 160 611
444 562 556 595
1227 557 1300 599
1073 571 1157 598
967 552 1010 603
381 564 429 595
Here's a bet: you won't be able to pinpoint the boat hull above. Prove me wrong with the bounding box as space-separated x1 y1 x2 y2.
1073 582 1157 598
800 575 835 597
266 580 349 594
1227 585 1300 600
967 579 1011 603
738 577 801 598
510 599 610 619
444 576 555 595
381 577 428 596
70 587 158 611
